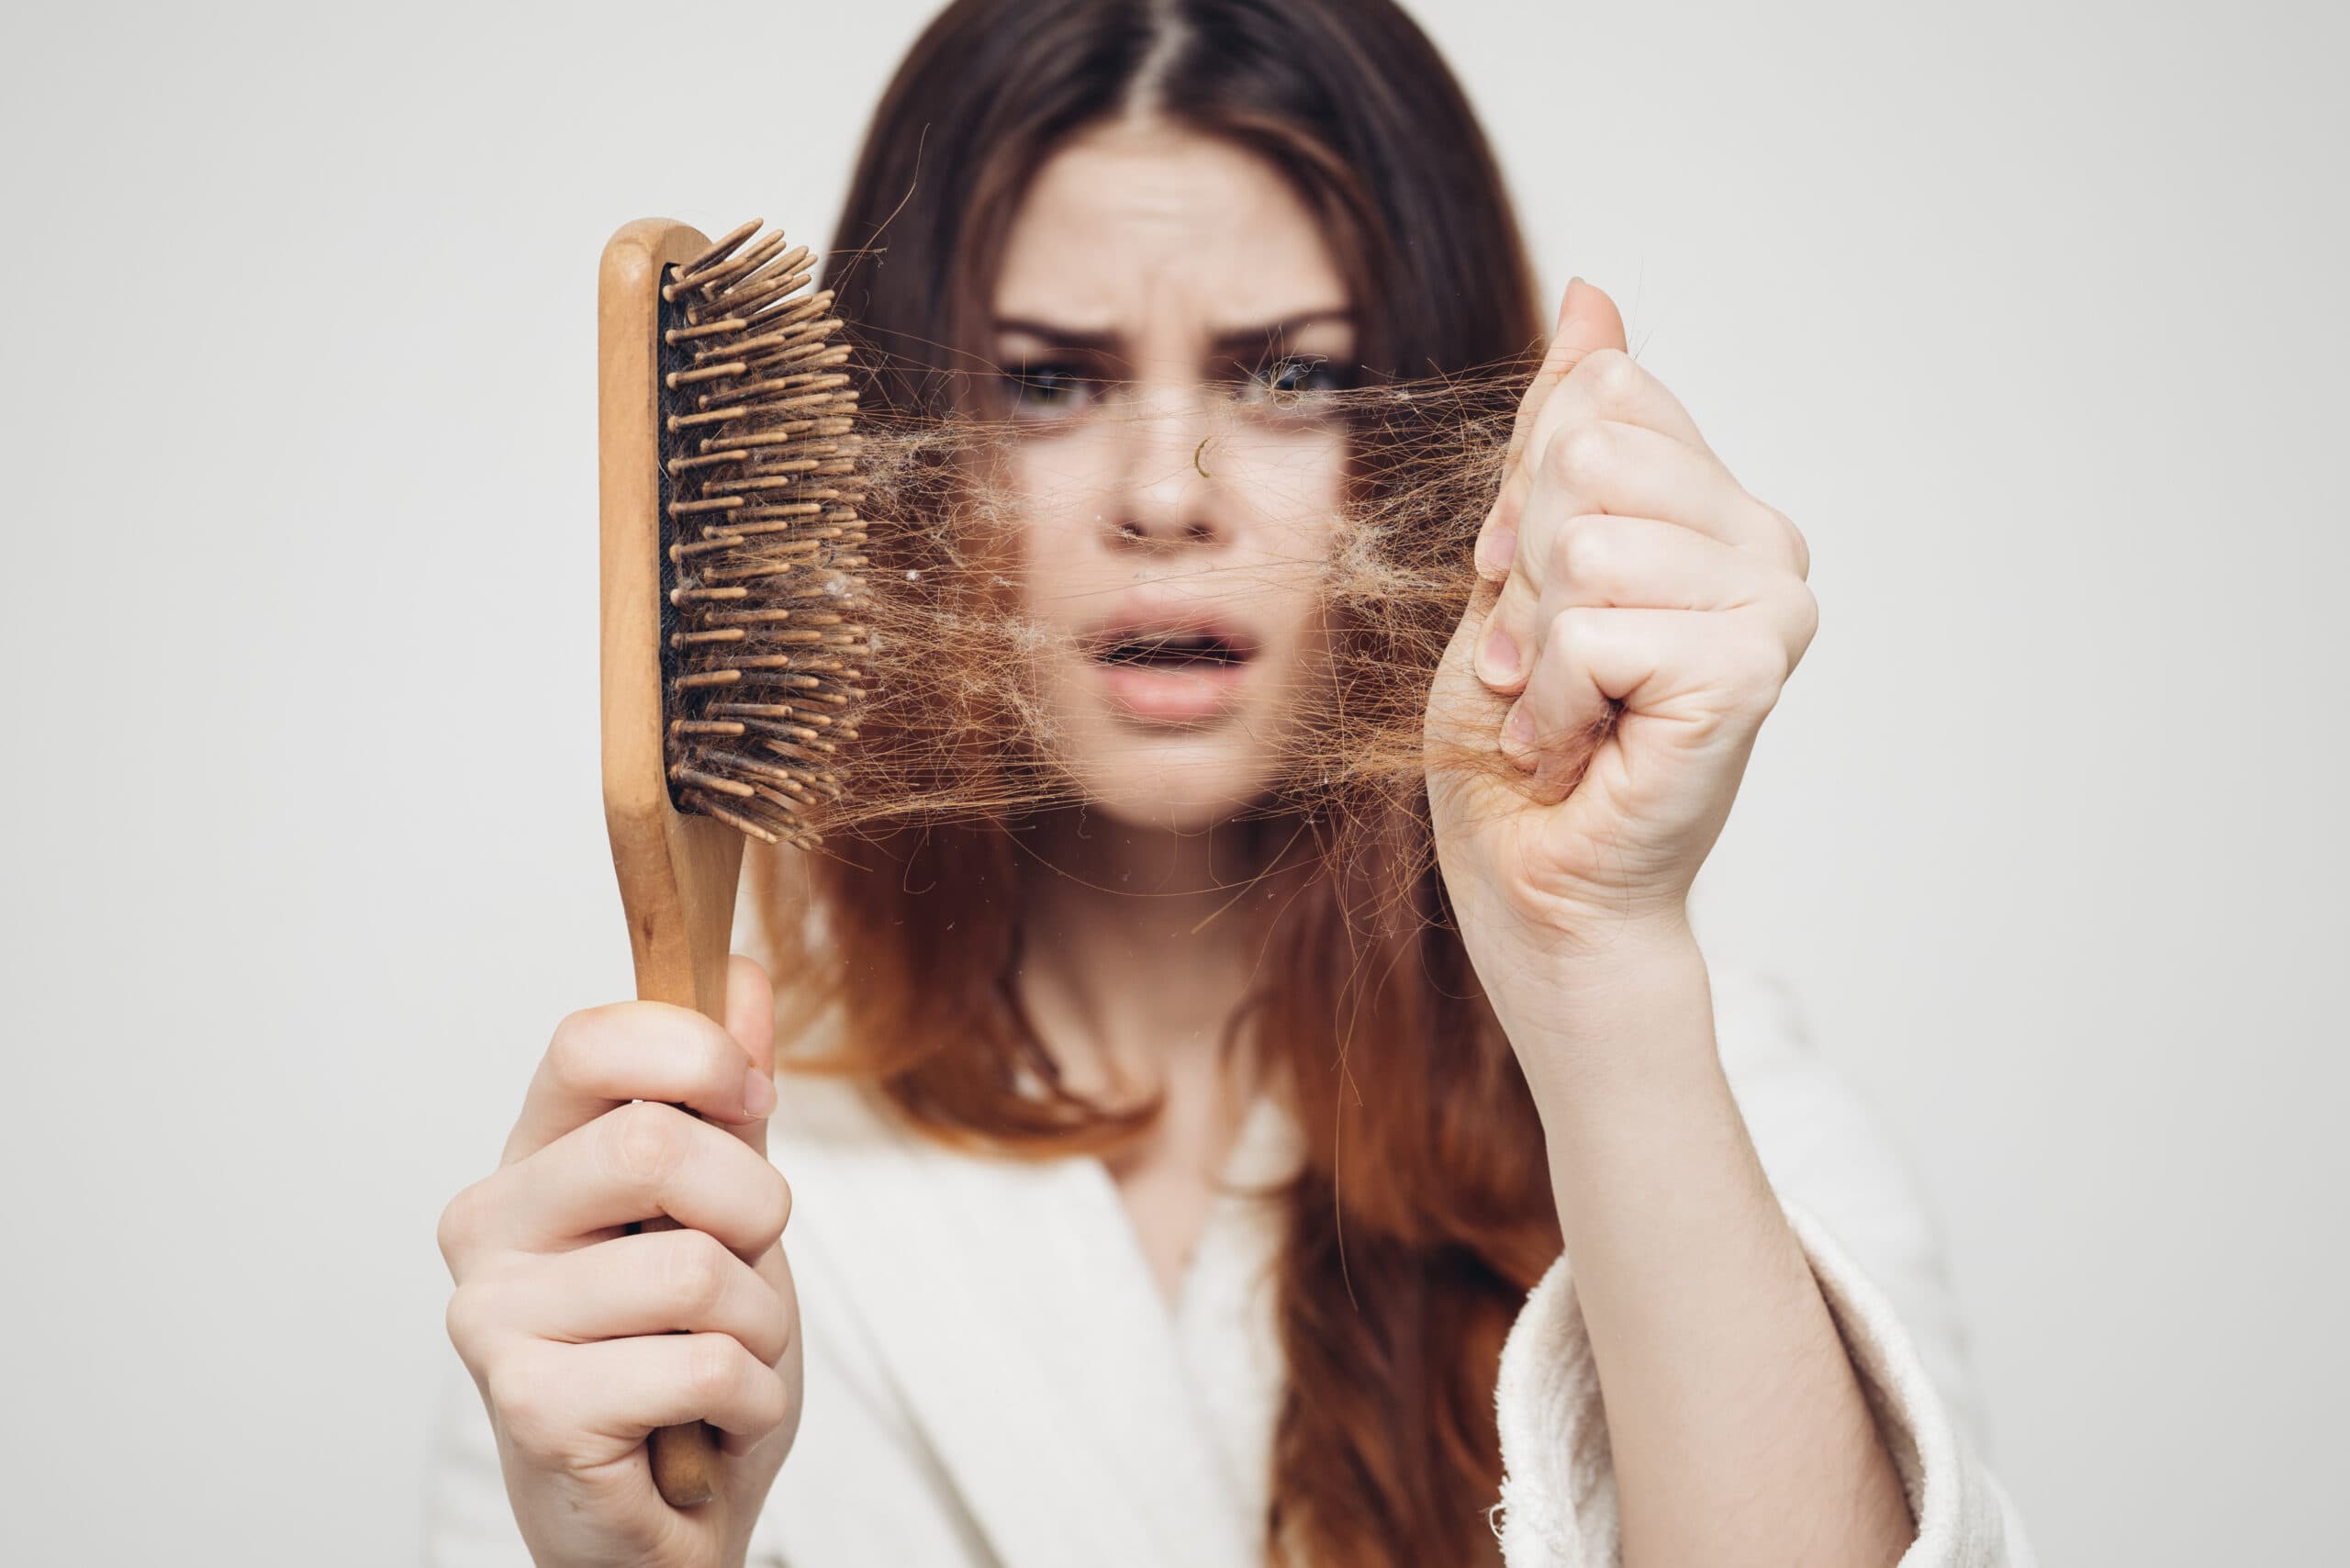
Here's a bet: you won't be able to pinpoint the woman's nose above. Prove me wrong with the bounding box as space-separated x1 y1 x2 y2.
1106 384 1228 548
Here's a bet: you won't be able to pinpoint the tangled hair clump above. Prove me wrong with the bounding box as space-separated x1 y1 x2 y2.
800 367 1539 857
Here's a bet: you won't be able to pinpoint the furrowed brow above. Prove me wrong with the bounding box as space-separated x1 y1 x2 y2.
1207 309 1357 354
992 318 1120 353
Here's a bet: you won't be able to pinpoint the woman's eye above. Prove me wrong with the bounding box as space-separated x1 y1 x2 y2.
1006 361 1094 416
1241 353 1349 405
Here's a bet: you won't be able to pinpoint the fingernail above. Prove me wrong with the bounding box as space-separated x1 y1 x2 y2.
1478 622 1521 683
743 1067 776 1118
1559 277 1583 324
1477 526 1516 578
1505 700 1537 750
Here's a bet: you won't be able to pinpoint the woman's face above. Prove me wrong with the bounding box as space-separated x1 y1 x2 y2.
986 118 1357 833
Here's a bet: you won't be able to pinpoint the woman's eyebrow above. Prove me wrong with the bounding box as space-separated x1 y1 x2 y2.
1208 309 1356 353
991 318 1118 352
990 309 1357 354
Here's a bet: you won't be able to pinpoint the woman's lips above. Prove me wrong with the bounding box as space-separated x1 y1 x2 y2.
1079 603 1264 725
1097 655 1253 723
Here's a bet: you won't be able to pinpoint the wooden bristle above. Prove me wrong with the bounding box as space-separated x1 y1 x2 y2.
657 219 869 846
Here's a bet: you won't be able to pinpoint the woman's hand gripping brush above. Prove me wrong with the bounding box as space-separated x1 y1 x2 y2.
438 957 800 1568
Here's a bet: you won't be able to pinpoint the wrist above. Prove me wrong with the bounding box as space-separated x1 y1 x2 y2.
1480 914 1716 1110
1480 904 1702 1021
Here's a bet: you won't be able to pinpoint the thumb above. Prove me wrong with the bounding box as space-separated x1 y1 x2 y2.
721 953 777 1152
1479 278 1632 577
1505 278 1629 465
1550 275 1629 370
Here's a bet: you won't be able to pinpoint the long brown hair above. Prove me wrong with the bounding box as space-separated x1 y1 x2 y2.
755 2 1561 1562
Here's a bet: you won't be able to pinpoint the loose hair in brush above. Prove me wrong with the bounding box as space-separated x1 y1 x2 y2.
648 220 871 846
751 3 1566 1565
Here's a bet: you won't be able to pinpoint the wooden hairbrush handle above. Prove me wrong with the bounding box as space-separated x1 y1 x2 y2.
620 867 743 1511
610 822 744 1511
599 218 751 1509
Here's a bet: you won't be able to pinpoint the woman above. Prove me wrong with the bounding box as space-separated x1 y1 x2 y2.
431 1 2032 1563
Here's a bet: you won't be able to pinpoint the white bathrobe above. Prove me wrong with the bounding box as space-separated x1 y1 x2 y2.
425 966 2035 1565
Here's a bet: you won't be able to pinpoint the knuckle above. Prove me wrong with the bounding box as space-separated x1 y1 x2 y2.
1555 515 1614 582
760 1170 795 1248
1757 500 1810 577
665 1230 732 1316
1543 421 1613 486
745 1364 790 1437
1790 584 1820 647
443 1282 497 1360
602 1100 690 1189
1780 514 1812 578
752 1282 795 1368
687 1333 744 1406
1582 348 1639 405
436 1182 486 1271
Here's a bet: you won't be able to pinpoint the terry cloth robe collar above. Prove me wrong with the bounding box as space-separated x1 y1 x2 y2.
771 1076 1304 1568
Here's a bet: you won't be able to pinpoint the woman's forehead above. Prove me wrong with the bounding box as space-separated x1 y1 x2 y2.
991 119 1348 332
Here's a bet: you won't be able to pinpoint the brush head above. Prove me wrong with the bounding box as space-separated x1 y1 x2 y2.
651 218 872 847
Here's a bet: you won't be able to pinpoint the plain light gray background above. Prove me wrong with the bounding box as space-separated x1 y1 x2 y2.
2 1 2342 1561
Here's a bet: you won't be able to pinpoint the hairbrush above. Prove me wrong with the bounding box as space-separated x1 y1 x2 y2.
597 217 869 1507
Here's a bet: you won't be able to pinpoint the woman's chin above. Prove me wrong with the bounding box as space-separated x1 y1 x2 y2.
1058 746 1281 834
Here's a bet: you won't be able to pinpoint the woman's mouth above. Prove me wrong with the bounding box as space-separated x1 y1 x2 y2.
1086 622 1260 723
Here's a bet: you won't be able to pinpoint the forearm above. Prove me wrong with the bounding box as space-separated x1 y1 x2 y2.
1497 924 1912 1567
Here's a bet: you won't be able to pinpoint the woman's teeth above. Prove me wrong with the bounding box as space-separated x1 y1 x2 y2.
1099 633 1245 667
